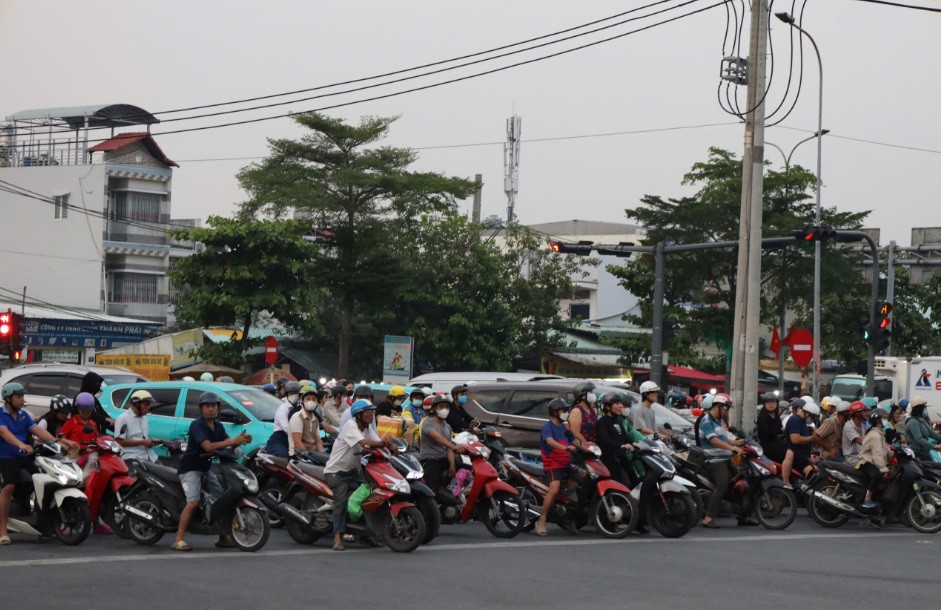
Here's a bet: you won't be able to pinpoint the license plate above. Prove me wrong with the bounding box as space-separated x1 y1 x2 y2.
913 483 920 491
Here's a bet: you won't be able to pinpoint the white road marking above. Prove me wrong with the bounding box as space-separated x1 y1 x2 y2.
0 530 917 568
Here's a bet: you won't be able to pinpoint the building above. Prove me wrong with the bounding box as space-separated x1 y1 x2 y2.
0 104 197 330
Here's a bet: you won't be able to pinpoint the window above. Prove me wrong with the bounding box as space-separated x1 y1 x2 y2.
142 388 181 417
111 273 158 304
181 389 204 420
469 389 510 414
112 191 161 223
505 390 559 418
24 374 69 396
228 390 282 423
109 388 133 409
569 303 590 320
54 194 69 219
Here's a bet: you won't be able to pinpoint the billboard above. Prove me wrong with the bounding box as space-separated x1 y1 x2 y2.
382 336 412 384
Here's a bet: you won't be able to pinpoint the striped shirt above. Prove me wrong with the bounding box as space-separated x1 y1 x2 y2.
698 413 733 462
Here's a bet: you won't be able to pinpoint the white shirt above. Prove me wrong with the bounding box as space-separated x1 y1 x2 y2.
325 419 367 474
114 409 158 462
273 401 293 433
339 407 377 436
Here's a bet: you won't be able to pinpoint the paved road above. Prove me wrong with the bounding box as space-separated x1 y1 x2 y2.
1 514 936 609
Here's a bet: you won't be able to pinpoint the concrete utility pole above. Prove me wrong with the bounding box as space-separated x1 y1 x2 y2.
729 0 770 433
472 174 482 223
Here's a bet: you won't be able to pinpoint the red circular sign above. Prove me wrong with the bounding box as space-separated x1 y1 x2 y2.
788 328 814 368
264 335 279 366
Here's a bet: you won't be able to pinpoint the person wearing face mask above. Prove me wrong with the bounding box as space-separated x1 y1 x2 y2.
74 371 114 433
420 395 465 494
376 385 406 417
445 384 477 434
858 410 893 512
322 385 347 433
288 387 324 455
780 398 819 487
597 393 653 534
756 392 787 463
317 388 338 436
568 381 599 445
266 381 301 457
534 398 578 536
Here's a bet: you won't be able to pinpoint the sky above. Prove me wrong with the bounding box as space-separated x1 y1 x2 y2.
1 0 939 246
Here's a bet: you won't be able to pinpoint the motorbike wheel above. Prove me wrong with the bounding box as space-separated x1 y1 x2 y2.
648 492 696 538
809 484 851 529
480 491 526 539
690 489 706 522
285 492 320 545
590 491 638 539
101 494 131 539
259 481 285 529
52 497 91 545
382 506 426 553
418 496 441 544
230 506 270 552
514 486 538 533
754 487 798 530
905 489 941 534
125 493 165 545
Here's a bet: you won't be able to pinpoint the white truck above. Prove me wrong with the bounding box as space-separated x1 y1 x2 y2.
830 356 941 419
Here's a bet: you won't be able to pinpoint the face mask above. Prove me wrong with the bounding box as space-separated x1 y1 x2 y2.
304 400 317 411
586 392 597 405
437 408 450 420
559 411 570 422
458 395 467 404
393 399 404 407
411 399 422 408
287 394 299 405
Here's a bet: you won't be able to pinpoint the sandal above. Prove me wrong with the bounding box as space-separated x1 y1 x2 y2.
702 521 721 530
332 542 345 551
170 540 192 552
534 522 548 536
0 535 10 545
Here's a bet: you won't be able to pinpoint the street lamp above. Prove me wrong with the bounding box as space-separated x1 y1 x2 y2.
775 11 824 401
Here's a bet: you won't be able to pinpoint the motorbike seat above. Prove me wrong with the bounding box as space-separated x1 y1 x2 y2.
297 451 329 466
294 461 327 481
818 460 862 476
139 461 185 485
509 456 546 478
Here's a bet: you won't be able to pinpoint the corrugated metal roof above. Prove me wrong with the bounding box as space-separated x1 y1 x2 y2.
6 104 159 127
0 301 160 325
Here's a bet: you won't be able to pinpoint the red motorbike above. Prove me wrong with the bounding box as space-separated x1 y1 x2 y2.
84 435 136 538
275 446 427 552
432 435 526 538
502 443 639 538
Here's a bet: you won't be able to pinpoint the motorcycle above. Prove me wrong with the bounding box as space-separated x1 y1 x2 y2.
809 444 941 533
503 443 639 538
5 442 91 545
83 435 136 538
384 439 440 544
275 445 427 552
430 432 526 539
122 447 271 551
629 439 698 538
245 448 297 529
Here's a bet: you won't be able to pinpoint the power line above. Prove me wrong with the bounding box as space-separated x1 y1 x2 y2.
776 125 941 155
847 0 941 13
0 248 99 263
767 0 809 127
0 285 118 324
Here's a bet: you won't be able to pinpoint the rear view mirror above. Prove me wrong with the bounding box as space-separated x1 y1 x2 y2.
219 409 248 425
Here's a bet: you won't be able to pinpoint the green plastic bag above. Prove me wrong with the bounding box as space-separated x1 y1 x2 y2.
347 483 371 522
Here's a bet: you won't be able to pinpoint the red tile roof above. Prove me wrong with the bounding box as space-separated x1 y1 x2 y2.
87 131 178 167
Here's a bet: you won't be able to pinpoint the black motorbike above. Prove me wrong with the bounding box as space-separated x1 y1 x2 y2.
385 438 440 544
629 439 698 538
122 447 271 551
809 444 941 533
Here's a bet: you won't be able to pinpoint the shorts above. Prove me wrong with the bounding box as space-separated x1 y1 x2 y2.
0 457 35 488
545 466 572 483
792 453 812 472
179 470 224 504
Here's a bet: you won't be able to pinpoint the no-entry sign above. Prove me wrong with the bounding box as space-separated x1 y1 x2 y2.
789 328 814 368
265 335 279 366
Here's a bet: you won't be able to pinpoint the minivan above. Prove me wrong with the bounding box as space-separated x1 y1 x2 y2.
407 372 564 393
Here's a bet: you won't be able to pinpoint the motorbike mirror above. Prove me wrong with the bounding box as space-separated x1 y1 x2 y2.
663 422 673 430
219 409 248 424
728 426 743 436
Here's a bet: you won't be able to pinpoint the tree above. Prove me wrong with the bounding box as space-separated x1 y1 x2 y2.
607 147 869 370
238 113 476 376
170 216 318 366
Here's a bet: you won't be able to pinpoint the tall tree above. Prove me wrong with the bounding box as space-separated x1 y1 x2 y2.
238 113 476 376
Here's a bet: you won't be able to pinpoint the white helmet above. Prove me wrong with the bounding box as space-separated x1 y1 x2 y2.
802 401 821 416
182 376 195 382
639 381 661 395
836 400 851 413
200 372 214 382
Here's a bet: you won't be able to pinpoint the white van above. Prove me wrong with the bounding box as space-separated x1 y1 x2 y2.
406 372 564 393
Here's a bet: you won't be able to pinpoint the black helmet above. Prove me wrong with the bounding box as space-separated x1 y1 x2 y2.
198 392 222 406
49 394 72 414
333 383 349 396
450 384 469 397
276 377 290 388
572 381 596 400
548 398 569 414
431 395 451 409
868 410 884 428
600 392 632 408
318 387 332 399
284 381 302 394
353 385 374 399
761 392 778 404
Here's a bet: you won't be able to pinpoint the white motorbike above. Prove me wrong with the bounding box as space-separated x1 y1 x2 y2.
6 442 92 545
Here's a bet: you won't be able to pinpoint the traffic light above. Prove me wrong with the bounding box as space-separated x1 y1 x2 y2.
0 310 24 359
595 241 635 257
873 301 893 351
548 240 594 256
790 225 837 242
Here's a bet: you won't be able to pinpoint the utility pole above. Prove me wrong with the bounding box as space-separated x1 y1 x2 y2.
471 174 482 224
503 115 521 222
729 0 770 433
650 242 666 386
885 240 896 357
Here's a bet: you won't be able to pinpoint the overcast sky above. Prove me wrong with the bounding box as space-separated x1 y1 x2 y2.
2 0 938 245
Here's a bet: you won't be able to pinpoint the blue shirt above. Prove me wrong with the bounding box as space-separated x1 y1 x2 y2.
698 413 732 462
178 417 230 474
540 420 572 469
784 415 812 459
406 403 425 425
0 407 36 460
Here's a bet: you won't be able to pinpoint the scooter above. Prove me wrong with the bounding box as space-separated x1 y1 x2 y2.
245 448 297 529
503 442 639 538
5 442 91 545
384 439 440 543
629 439 697 538
122 447 270 551
276 445 427 552
83 435 136 538
810 444 941 533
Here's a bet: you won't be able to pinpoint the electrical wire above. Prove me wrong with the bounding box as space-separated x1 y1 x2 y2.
847 0 941 12
768 0 809 127
0 285 121 324
764 0 799 120
719 0 778 120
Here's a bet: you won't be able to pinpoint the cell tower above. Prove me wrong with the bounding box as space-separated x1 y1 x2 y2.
503 114 521 222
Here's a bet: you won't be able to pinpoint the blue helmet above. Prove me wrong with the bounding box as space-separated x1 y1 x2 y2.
899 398 910 411
350 399 376 416
862 397 878 409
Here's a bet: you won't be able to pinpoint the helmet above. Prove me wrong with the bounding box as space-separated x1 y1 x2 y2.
761 392 778 403
353 385 374 399
262 383 276 395
284 381 302 394
638 381 661 396
909 396 928 409
600 392 632 408
301 386 317 398
217 376 234 384
75 392 96 410
388 385 407 399
198 392 222 406
431 395 451 409
421 395 436 411
182 376 196 382
49 394 72 413
409 388 425 398
836 400 851 413
450 384 469 397
333 383 348 396
862 397 878 409
700 394 715 411
2 382 25 400
868 410 884 428
848 400 868 416
802 401 821 416
899 398 911 411
572 381 596 399
130 390 154 403
820 396 835 409
276 377 290 388
712 393 733 408
199 372 214 382
350 399 376 416
548 397 569 414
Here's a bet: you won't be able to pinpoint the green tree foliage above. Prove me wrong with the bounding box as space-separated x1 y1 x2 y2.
169 216 318 366
237 113 476 376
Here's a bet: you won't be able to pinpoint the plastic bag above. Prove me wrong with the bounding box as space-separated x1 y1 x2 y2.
347 483 371 522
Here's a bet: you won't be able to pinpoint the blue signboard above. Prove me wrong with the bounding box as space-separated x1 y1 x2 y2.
24 318 159 350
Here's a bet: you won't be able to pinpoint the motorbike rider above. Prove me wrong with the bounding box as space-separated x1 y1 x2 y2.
696 393 750 529
886 405 906 444
534 398 578 536
60 392 102 457
324 400 393 551
37 394 74 437
814 400 850 460
446 384 477 434
288 387 324 455
340 386 376 429
420 395 466 493
842 401 869 465
377 385 407 417
266 381 301 457
756 392 787 463
275 376 290 399
405 388 428 425
858 409 893 512
904 398 941 459
597 392 653 534
635 381 667 439
0 382 61 545
199 372 214 383
74 372 114 433
780 398 819 487
114 390 163 463
172 392 251 552
569 381 599 444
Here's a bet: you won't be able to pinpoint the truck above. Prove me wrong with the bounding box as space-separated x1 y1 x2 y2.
830 356 941 420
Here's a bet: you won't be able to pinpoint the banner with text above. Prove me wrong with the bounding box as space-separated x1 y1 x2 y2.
382 336 412 384
96 354 171 381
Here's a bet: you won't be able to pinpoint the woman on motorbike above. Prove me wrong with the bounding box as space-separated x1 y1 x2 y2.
597 392 653 534
568 381 599 445
756 392 787 463
37 395 75 440
904 398 941 460
857 410 893 510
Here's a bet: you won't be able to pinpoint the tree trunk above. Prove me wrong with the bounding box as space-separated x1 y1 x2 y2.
241 312 252 349
338 291 353 377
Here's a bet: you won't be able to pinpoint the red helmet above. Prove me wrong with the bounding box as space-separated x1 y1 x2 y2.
712 393 733 408
421 396 436 411
848 400 868 415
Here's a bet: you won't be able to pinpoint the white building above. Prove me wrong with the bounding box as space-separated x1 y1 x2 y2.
0 104 195 328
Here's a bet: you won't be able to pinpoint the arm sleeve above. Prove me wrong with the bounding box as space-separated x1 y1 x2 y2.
287 413 303 435
274 405 290 431
596 420 618 453
907 421 930 452
190 421 211 447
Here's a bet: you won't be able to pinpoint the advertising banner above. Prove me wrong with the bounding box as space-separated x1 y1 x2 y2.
382 335 412 384
96 354 171 381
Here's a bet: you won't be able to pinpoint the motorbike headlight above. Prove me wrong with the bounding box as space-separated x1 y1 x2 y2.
382 474 409 494
406 470 423 481
108 440 122 454
234 469 259 493
478 446 491 459
587 444 602 458
752 462 771 476
47 459 81 485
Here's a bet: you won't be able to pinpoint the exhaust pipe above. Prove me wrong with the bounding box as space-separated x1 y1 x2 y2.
277 502 312 527
122 504 157 524
259 492 283 514
809 490 857 514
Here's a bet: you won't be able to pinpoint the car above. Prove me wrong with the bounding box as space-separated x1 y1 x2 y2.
407 372 564 393
101 381 278 455
360 383 423 405
465 381 692 449
0 363 148 420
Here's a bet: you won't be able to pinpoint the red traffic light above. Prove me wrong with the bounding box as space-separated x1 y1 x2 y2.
0 313 10 337
879 318 891 329
549 242 562 253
